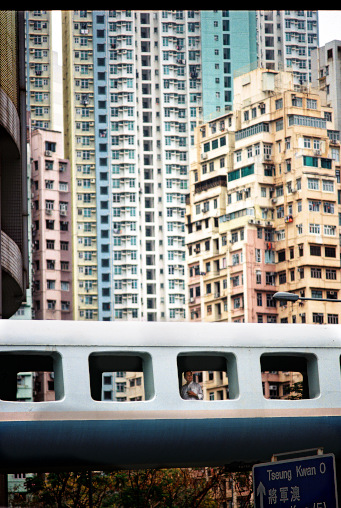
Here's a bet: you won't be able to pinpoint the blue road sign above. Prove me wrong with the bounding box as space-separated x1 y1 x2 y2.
253 454 338 508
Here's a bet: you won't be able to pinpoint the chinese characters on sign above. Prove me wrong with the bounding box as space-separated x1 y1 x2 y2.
253 454 337 508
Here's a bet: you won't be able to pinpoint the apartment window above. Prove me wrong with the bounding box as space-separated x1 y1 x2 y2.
309 223 320 234
233 297 242 309
266 272 275 285
322 180 334 192
231 231 238 243
307 99 317 110
303 156 318 168
308 200 320 212
313 313 324 324
324 225 336 236
61 281 69 291
46 220 54 230
292 96 303 107
276 229 285 241
278 271 286 284
46 239 55 249
308 178 319 190
61 301 70 311
277 205 284 218
310 245 321 256
326 268 336 280
232 253 240 266
311 267 321 278
277 250 285 262
47 260 55 270
325 246 336 257
266 294 276 307
328 314 338 324
311 290 322 299
47 300 56 310
303 137 311 149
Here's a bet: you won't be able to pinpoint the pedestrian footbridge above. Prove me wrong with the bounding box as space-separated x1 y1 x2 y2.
0 320 340 473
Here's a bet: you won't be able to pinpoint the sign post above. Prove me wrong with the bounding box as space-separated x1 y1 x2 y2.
253 454 338 508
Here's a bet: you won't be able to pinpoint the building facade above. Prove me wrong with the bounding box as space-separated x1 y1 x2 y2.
187 67 340 327
311 39 341 135
200 10 258 119
31 129 73 319
257 10 318 85
62 10 205 321
26 10 63 132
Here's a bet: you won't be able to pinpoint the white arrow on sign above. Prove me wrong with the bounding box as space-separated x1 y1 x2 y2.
257 481 266 508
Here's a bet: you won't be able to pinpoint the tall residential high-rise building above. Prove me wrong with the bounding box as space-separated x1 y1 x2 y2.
200 10 258 119
257 10 319 84
25 10 63 132
311 39 341 135
62 10 201 321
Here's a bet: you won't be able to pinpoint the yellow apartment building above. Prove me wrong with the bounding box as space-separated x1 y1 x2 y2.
187 67 341 327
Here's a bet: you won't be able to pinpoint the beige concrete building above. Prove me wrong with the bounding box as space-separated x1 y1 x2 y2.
187 67 341 327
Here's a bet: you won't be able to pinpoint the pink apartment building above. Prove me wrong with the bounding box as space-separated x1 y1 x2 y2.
31 129 72 320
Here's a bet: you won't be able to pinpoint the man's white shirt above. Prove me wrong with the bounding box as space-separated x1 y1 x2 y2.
180 381 203 400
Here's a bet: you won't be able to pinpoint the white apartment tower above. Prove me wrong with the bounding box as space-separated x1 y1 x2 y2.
62 10 201 321
257 10 318 85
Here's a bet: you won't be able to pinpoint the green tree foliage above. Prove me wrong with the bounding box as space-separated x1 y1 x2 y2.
9 468 254 508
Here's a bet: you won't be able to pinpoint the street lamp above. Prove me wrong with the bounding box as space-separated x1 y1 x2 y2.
273 291 341 303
